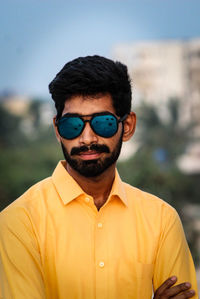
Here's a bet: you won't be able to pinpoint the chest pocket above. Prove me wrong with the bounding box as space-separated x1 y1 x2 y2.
109 257 154 299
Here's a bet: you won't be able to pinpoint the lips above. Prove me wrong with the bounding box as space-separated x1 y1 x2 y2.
78 150 102 160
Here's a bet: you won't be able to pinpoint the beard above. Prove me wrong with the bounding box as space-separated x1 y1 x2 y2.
61 135 123 177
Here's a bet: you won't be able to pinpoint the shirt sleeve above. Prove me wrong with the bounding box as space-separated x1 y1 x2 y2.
153 207 199 298
0 206 46 299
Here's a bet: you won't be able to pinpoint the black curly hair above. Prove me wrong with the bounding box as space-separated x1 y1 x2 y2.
49 55 132 120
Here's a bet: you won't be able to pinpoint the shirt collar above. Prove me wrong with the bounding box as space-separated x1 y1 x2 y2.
52 160 128 207
109 169 128 207
52 161 85 205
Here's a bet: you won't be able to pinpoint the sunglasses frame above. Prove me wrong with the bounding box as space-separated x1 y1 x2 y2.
55 112 128 139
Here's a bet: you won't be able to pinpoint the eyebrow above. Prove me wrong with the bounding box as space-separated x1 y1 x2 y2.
62 111 114 117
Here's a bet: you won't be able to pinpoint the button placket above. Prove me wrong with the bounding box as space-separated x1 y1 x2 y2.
95 216 107 299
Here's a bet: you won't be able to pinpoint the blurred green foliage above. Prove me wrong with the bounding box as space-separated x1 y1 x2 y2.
0 98 199 265
117 99 200 265
0 100 62 210
118 99 200 208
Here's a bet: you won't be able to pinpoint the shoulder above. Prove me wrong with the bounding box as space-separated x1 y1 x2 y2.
122 181 180 227
0 176 55 226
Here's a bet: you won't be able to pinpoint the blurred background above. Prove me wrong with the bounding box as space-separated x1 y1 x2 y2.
1 0 200 291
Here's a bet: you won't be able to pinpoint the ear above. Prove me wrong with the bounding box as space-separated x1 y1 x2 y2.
53 116 61 143
122 112 136 142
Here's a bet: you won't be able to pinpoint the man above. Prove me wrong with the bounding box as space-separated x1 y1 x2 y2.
0 55 198 298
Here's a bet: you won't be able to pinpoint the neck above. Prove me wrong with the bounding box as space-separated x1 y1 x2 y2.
66 163 116 210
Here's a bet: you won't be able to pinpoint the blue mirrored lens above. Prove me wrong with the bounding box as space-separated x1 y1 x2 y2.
91 115 117 137
58 117 84 139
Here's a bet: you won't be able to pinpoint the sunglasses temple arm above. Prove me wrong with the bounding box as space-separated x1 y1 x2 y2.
119 114 128 122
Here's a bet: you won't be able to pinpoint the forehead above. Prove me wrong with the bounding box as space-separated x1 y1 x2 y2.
62 94 116 116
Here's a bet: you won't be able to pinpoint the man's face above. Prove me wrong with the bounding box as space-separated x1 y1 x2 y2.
54 94 124 177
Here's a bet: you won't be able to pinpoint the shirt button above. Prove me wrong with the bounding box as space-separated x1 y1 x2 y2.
97 222 103 228
85 197 90 202
99 261 104 268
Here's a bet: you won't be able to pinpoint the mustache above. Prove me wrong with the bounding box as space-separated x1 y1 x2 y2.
71 144 110 156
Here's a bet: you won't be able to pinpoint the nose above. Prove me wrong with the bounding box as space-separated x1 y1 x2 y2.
79 122 98 145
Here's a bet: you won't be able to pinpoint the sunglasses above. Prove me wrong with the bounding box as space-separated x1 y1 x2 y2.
55 112 127 139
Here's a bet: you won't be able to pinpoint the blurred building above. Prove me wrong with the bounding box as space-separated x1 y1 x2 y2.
113 38 200 172
0 94 54 126
177 143 200 175
112 38 200 124
113 41 184 104
1 95 30 116
185 39 200 127
0 94 55 138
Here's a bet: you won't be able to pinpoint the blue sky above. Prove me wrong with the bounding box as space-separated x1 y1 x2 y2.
1 0 200 97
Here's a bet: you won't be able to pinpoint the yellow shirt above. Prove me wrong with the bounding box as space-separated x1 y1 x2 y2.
0 161 198 299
